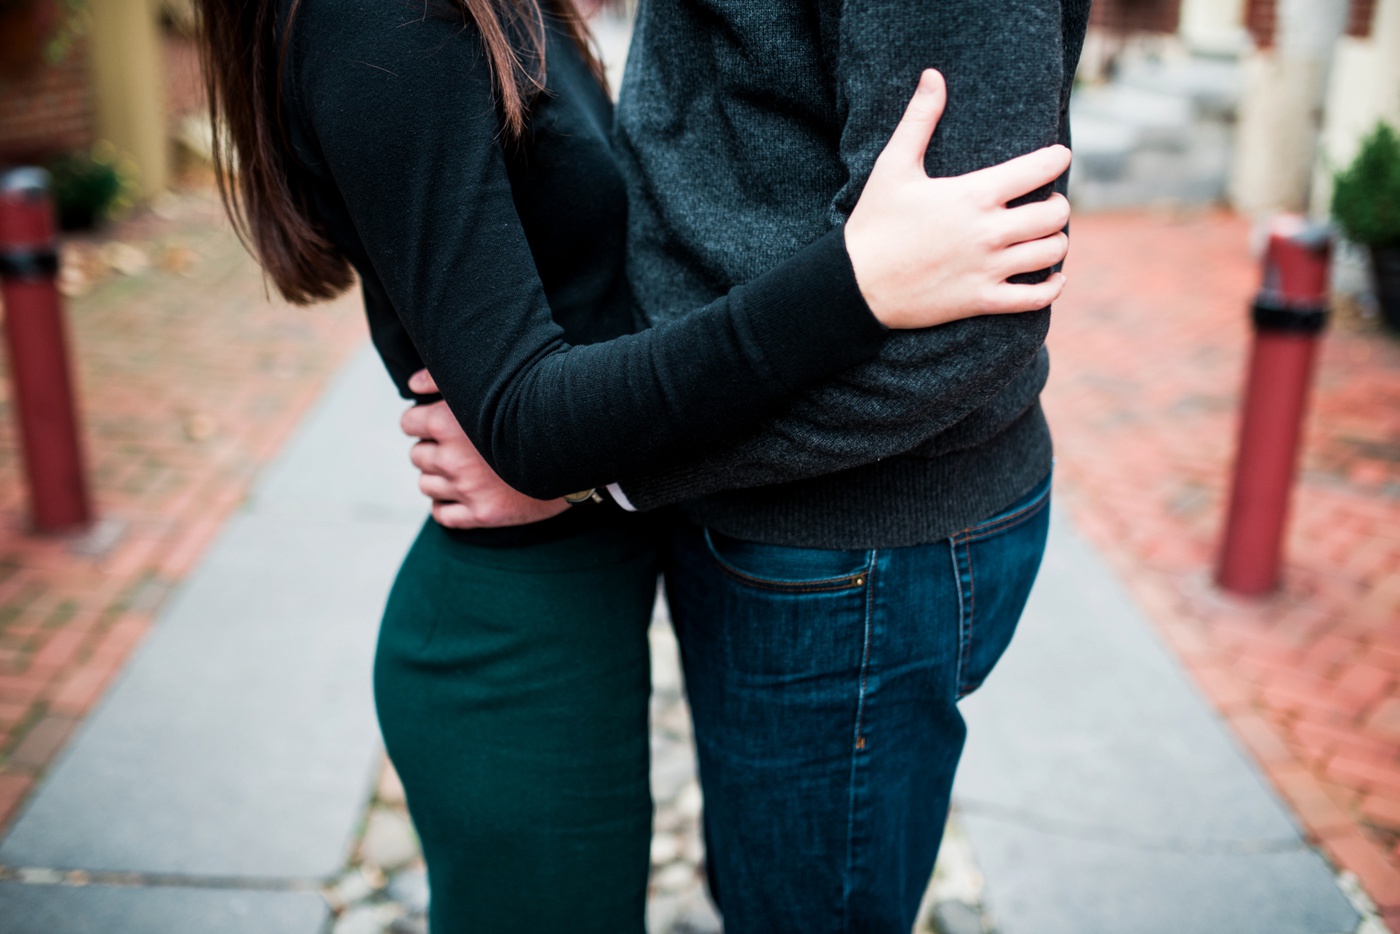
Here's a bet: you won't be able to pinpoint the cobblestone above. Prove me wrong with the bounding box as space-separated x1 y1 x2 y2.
0 187 367 832
1044 209 1400 925
345 600 994 933
344 607 721 934
918 814 996 934
358 810 419 874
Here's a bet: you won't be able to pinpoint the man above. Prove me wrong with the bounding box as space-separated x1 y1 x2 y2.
406 2 1089 930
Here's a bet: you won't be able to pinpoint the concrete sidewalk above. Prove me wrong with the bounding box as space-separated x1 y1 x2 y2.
0 343 1368 933
949 511 1365 934
0 347 423 932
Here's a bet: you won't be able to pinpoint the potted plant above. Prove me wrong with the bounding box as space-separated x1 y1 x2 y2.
1332 121 1400 332
47 144 131 231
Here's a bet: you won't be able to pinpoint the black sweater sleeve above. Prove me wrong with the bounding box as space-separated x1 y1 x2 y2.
288 0 886 499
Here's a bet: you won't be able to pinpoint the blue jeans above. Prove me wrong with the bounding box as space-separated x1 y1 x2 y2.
664 473 1052 934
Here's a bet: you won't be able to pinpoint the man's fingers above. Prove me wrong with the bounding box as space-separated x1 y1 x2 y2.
879 69 946 174
973 145 1071 206
431 501 478 529
998 193 1071 246
402 399 466 442
409 440 441 474
408 368 440 395
426 403 463 440
400 403 432 439
418 474 456 501
983 271 1067 314
994 233 1069 279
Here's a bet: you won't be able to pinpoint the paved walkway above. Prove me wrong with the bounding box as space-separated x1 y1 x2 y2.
951 511 1360 934
1044 210 1400 930
0 309 1365 931
0 190 366 832
0 345 422 931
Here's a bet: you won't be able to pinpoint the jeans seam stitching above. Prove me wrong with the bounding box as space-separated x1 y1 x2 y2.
843 549 878 931
956 491 1052 544
951 540 969 698
957 541 976 699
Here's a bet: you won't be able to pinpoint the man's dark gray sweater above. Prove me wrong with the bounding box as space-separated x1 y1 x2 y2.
613 0 1091 549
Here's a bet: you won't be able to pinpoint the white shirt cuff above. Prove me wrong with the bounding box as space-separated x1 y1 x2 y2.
605 483 638 512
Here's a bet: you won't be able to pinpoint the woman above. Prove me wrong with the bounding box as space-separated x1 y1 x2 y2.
195 0 1071 930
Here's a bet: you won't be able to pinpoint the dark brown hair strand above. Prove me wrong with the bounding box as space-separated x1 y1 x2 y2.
195 0 604 304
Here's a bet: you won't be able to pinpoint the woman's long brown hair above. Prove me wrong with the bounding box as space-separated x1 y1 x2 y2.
197 0 605 305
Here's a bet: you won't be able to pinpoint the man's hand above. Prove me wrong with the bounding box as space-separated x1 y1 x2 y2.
402 369 571 529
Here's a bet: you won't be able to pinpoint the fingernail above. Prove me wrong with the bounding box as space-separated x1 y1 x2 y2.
918 70 937 94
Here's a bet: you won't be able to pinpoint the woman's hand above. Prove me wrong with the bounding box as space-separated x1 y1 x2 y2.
845 69 1072 329
401 369 570 529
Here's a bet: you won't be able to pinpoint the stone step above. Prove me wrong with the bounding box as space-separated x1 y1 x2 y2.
1071 84 1196 154
1068 50 1242 210
1069 121 1233 210
1070 114 1141 182
1115 54 1244 121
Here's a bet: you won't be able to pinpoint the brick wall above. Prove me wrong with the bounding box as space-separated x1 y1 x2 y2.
1245 0 1373 49
163 33 206 124
1089 0 1184 34
1347 0 1378 37
0 43 93 163
1244 0 1278 48
0 29 203 167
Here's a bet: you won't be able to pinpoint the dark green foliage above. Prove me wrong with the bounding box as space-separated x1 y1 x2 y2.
46 147 127 231
1332 122 1400 247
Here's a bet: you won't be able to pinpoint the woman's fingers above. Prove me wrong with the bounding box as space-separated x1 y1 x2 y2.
994 232 1069 279
845 79 1074 329
998 193 1071 246
983 272 1067 315
973 145 1071 206
878 69 947 174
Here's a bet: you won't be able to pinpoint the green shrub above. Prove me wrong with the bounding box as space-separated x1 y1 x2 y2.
1332 121 1400 247
46 143 131 231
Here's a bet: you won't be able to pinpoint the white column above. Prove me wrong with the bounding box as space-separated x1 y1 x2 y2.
1312 0 1400 214
86 0 169 198
1229 0 1351 214
1179 0 1247 53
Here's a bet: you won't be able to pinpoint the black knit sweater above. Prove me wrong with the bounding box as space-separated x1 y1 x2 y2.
278 0 888 504
615 0 1092 547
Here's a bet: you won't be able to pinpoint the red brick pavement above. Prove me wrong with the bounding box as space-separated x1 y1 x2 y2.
3 195 1395 921
0 189 367 831
1046 209 1400 928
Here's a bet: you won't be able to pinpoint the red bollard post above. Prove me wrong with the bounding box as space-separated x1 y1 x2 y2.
1217 215 1330 596
0 168 92 533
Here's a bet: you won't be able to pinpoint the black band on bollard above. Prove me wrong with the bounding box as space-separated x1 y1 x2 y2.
0 248 60 281
1251 296 1329 334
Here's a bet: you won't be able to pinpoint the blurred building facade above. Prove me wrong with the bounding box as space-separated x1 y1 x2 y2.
0 0 205 198
1078 0 1399 218
1 0 1395 215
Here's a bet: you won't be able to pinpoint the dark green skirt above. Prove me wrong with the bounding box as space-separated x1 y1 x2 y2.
374 517 659 933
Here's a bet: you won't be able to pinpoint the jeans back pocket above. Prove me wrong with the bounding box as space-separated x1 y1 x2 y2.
703 529 873 593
